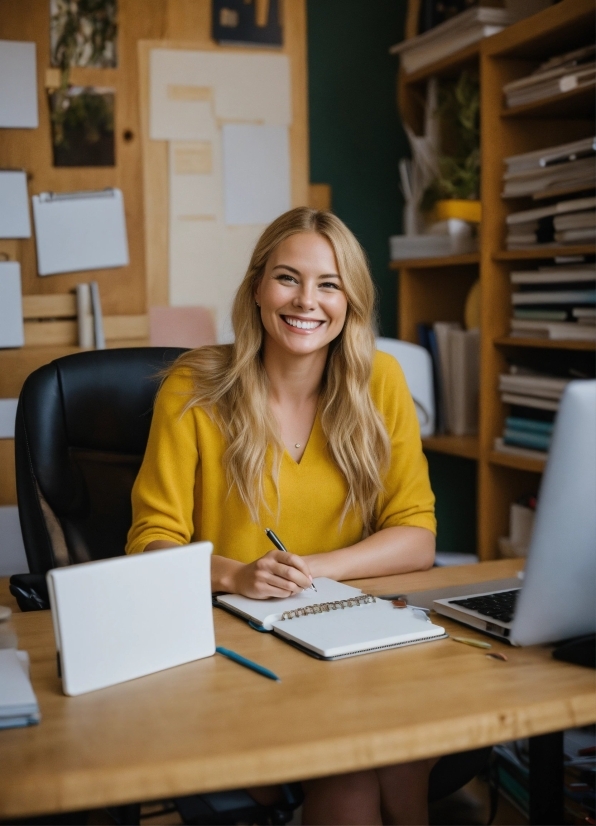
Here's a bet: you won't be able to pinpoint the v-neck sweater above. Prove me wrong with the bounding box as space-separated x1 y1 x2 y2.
126 351 436 562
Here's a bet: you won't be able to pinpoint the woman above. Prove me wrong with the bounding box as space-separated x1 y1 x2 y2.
126 207 437 824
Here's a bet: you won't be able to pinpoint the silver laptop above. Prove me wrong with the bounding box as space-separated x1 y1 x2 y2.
47 542 215 695
433 380 596 646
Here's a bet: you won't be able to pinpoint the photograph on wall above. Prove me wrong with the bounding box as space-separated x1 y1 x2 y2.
49 86 115 167
50 0 117 69
212 0 283 47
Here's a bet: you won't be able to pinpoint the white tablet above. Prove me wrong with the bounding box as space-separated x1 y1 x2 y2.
47 543 215 696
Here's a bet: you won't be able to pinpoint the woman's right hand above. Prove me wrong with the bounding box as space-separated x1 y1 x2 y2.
231 550 313 599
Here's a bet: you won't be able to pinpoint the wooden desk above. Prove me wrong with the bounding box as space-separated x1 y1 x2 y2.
0 559 594 820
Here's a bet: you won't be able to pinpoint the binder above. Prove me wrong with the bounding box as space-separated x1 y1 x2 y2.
32 188 129 276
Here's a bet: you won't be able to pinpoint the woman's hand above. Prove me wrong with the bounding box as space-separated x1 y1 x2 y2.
230 550 313 599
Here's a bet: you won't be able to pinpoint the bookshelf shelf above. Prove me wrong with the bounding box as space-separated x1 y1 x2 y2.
403 42 480 85
494 246 596 261
500 84 596 120
422 435 479 460
489 451 546 474
494 336 596 352
389 253 480 270
395 0 594 561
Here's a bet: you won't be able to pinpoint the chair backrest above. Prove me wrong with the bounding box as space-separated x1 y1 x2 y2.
15 348 185 574
375 338 435 436
149 306 217 349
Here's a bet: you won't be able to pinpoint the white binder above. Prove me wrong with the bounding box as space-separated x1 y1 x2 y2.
47 543 215 696
32 188 129 276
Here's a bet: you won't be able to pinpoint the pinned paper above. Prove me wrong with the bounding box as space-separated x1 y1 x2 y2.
167 85 212 102
174 142 213 175
222 123 290 225
0 40 38 128
0 171 31 238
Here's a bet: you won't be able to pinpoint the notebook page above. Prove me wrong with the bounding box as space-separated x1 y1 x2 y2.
271 601 446 659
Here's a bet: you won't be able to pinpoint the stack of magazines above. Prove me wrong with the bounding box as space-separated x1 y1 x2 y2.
494 367 571 460
389 6 511 74
502 136 596 201
503 44 595 108
505 196 596 251
509 262 596 341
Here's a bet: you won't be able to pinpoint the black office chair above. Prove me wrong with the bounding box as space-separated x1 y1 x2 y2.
12 348 490 826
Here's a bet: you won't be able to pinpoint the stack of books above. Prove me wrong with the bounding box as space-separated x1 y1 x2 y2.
494 729 595 824
508 262 596 342
502 137 596 201
503 44 596 108
417 322 479 436
493 741 529 819
505 196 596 250
389 6 511 74
494 368 570 460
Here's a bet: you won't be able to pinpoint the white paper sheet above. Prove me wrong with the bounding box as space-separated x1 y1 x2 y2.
0 506 28 577
0 399 18 439
150 49 290 140
32 189 129 276
169 137 223 222
169 220 262 342
222 123 291 224
0 261 24 348
0 171 31 238
0 40 38 129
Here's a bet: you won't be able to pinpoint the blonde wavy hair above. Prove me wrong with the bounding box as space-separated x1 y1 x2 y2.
172 207 391 532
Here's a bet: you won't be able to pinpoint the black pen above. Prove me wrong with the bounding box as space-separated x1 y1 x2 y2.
265 528 317 592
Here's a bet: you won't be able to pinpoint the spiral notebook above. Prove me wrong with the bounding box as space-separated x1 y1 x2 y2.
216 578 447 660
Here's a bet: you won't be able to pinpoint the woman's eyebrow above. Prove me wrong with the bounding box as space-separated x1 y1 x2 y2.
272 264 300 274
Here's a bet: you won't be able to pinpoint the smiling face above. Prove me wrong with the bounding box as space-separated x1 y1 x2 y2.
254 231 348 360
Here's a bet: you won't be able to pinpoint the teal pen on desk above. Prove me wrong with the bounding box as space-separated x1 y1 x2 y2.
265 528 317 592
216 647 280 682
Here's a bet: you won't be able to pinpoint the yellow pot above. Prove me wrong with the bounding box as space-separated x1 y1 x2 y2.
431 199 482 224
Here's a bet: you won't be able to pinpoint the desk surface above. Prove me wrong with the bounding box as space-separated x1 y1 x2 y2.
1 559 595 818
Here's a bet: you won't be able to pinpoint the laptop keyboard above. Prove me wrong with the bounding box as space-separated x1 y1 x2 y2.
449 589 521 624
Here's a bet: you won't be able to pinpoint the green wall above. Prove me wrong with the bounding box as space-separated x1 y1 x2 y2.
307 1 477 555
307 0 406 338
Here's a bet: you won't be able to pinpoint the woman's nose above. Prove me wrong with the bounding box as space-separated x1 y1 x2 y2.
294 282 316 310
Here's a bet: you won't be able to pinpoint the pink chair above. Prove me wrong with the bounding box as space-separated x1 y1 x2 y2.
149 306 217 349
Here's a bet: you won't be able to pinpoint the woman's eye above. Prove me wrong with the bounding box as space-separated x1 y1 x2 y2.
321 281 340 290
276 273 297 283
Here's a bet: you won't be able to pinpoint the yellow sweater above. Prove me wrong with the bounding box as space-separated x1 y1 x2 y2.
126 351 436 562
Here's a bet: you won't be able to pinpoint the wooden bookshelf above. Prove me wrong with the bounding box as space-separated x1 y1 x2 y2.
494 337 596 352
422 435 479 461
395 0 595 560
494 246 596 261
489 451 546 475
389 252 480 270
500 84 596 119
403 42 480 85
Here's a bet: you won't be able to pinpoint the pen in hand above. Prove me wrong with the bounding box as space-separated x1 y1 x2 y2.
264 528 317 592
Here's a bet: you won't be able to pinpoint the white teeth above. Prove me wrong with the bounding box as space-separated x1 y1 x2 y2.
284 317 321 330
